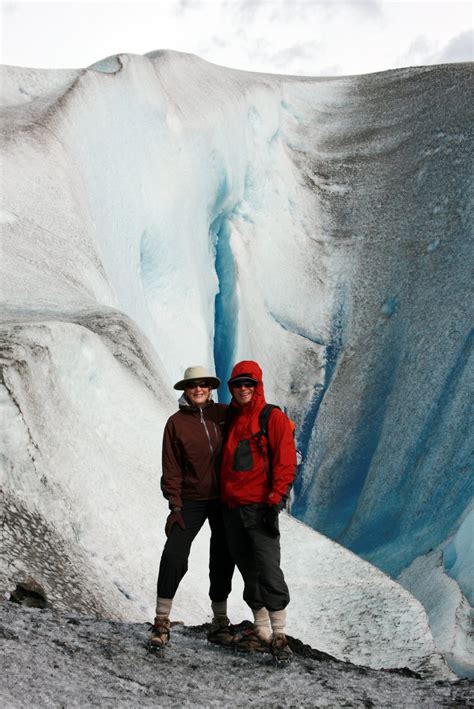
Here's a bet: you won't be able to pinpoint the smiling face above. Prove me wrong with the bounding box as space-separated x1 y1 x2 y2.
232 382 255 407
185 381 211 408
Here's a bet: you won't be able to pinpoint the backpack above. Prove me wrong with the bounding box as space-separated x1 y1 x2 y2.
223 404 303 485
253 404 303 478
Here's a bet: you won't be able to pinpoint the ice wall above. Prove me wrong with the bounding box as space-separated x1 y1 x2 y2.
1 51 472 675
286 65 473 573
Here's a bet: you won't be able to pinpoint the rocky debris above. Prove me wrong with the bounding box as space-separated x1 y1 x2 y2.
1 602 472 708
189 622 422 678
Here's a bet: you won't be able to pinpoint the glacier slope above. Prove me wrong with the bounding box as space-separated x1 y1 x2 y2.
0 313 450 676
1 51 472 676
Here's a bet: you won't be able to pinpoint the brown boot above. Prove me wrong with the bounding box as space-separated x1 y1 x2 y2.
149 615 171 649
207 615 234 647
234 627 271 653
271 632 292 665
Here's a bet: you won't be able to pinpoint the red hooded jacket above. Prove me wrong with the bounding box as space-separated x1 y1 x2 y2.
220 361 296 508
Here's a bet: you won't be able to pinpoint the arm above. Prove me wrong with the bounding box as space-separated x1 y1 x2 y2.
266 409 297 507
161 418 184 510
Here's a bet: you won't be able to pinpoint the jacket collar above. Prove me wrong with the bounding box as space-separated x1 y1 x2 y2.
178 393 214 411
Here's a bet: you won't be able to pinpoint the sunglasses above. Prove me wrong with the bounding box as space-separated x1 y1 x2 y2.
231 380 256 389
186 381 211 389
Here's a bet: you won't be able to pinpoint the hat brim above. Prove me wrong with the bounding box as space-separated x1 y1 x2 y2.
174 376 221 391
228 376 258 386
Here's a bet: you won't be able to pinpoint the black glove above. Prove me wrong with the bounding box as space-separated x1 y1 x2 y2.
165 509 185 537
267 492 286 511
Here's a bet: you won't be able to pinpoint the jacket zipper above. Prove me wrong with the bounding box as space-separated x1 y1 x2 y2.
201 409 219 493
200 408 214 454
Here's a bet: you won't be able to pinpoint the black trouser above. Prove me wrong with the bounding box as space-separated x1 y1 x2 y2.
157 499 234 601
223 504 290 612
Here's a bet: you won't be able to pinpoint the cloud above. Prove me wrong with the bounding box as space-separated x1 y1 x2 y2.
318 63 344 77
398 34 433 64
224 0 265 23
2 0 470 77
209 35 230 50
173 0 198 12
310 0 383 21
350 0 383 18
264 40 326 75
434 29 474 64
271 41 321 68
253 0 383 25
219 0 382 30
396 34 438 68
398 29 473 69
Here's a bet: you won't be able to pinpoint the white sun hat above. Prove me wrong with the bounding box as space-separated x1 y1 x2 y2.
173 365 221 390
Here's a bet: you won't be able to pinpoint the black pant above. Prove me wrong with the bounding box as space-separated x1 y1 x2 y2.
223 504 290 612
157 499 234 601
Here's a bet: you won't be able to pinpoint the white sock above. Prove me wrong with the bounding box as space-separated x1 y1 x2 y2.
155 597 173 619
211 600 228 618
269 609 286 636
253 607 272 641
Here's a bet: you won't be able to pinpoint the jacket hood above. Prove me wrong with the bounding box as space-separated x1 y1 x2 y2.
228 360 266 416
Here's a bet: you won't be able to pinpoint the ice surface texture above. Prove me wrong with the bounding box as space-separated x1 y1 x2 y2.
1 51 472 677
2 602 473 708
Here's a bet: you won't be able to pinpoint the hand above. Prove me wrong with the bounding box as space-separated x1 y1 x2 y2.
263 506 280 537
165 509 185 537
267 492 286 512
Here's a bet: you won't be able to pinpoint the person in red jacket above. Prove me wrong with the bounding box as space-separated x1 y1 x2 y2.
149 366 235 649
220 360 297 664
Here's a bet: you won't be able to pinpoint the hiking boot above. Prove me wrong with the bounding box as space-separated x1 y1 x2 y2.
271 633 293 665
149 615 171 649
234 627 271 653
207 615 234 647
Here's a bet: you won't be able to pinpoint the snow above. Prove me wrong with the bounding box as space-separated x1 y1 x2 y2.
1 49 472 686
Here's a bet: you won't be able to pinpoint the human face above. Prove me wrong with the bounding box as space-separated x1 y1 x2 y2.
232 382 255 407
185 381 211 408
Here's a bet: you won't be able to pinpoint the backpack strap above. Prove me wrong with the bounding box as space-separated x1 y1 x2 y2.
258 404 280 441
254 405 298 504
253 404 280 486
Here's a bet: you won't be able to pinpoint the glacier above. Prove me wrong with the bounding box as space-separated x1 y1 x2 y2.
0 50 472 679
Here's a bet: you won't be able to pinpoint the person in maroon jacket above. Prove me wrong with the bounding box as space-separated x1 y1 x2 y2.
149 366 235 649
220 360 297 664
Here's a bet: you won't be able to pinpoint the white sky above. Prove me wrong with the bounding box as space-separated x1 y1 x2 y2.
1 0 473 76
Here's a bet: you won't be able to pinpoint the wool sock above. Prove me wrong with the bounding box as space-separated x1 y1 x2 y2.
269 608 286 636
253 607 272 641
211 600 228 619
155 597 173 619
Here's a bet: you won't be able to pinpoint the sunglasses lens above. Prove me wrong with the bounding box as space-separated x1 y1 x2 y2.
187 381 209 389
232 380 256 388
